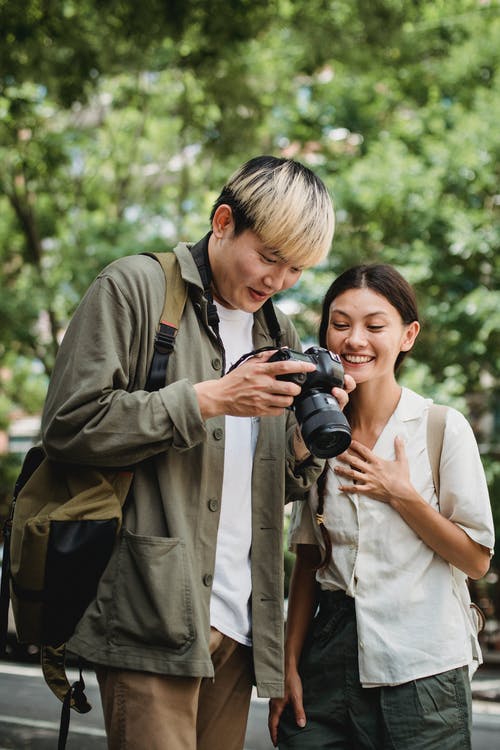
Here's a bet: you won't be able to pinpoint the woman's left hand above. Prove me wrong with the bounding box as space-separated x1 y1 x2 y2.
334 436 414 504
332 373 356 411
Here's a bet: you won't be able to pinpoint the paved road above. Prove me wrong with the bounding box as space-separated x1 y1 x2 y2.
0 662 499 749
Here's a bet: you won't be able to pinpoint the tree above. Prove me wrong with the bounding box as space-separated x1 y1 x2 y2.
0 0 498 551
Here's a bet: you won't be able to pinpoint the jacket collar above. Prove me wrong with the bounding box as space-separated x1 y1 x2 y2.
173 241 206 290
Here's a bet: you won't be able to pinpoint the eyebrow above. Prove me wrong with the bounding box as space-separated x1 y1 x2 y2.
330 309 390 318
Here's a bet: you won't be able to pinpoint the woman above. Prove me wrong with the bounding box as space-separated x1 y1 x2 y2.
269 264 494 750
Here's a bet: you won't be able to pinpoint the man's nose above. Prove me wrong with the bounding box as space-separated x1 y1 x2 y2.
263 265 289 292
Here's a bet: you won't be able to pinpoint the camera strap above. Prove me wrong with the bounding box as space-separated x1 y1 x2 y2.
227 346 279 373
189 232 221 331
189 233 283 372
262 298 282 348
189 233 226 372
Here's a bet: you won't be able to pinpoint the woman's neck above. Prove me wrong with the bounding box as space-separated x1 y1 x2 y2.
348 379 402 450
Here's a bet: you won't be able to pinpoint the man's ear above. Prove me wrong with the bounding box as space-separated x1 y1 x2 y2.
212 204 234 237
401 320 420 352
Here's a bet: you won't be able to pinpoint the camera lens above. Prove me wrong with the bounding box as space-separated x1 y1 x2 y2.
295 391 351 458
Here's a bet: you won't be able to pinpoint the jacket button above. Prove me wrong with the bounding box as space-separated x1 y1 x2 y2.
211 357 222 370
213 427 223 440
203 574 213 587
208 498 219 512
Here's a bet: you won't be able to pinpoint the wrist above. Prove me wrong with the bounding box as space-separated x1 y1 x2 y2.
193 381 223 419
284 651 301 674
389 485 423 511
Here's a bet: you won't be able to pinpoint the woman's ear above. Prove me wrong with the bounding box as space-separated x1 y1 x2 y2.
401 320 420 352
212 204 234 237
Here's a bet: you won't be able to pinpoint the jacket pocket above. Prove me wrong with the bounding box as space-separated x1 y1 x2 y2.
110 529 195 652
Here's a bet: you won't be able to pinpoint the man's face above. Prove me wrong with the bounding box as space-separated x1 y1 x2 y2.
209 206 303 312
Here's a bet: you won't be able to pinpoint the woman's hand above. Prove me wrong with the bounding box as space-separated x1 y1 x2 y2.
268 670 306 747
334 436 415 504
335 438 490 579
333 372 356 412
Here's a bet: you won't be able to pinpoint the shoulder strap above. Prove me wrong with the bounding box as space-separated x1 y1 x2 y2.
143 252 188 392
426 403 448 502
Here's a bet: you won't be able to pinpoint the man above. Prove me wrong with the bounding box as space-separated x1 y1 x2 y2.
41 155 346 750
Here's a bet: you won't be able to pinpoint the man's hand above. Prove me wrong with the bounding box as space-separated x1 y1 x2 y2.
194 350 316 420
268 670 306 747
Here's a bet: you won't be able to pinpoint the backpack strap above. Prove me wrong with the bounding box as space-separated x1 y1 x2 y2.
143 252 188 391
426 403 448 502
426 402 487 635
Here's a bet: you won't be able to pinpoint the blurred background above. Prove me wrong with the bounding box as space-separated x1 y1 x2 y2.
0 0 499 654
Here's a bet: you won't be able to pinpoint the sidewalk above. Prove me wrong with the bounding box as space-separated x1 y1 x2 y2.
471 656 500 704
472 679 500 703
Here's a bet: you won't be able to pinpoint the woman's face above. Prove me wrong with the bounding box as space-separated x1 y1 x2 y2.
326 287 419 386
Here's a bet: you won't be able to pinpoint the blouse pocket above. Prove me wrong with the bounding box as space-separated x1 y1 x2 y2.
110 529 195 652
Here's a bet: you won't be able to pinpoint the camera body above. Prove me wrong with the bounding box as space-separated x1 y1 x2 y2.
269 346 352 458
271 345 345 390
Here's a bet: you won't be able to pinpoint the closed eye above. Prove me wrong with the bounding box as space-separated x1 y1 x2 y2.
259 252 302 275
259 252 277 264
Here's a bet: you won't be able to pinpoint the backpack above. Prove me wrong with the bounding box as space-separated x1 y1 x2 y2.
0 251 187 747
426 403 486 650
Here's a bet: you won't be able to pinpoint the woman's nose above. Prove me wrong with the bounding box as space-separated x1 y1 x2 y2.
346 326 367 347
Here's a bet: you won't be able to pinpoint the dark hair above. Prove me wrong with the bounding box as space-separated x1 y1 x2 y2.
314 464 332 572
319 264 419 371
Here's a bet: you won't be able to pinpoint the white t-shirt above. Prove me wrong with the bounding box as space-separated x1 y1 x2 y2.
209 302 257 646
289 387 495 685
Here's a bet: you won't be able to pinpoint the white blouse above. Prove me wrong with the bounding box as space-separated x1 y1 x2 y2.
289 387 495 686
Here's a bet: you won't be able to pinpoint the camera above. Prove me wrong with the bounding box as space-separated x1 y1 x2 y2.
269 346 352 458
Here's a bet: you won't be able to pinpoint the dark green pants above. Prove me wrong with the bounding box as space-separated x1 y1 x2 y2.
278 590 472 750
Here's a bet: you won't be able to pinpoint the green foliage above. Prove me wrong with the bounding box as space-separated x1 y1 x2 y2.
0 0 279 105
0 0 498 549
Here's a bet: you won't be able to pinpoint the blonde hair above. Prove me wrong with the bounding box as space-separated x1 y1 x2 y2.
211 156 335 268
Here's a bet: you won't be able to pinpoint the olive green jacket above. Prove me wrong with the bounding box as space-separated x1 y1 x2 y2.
41 242 323 697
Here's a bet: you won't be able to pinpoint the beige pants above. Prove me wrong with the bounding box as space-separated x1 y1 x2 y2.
95 628 254 750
